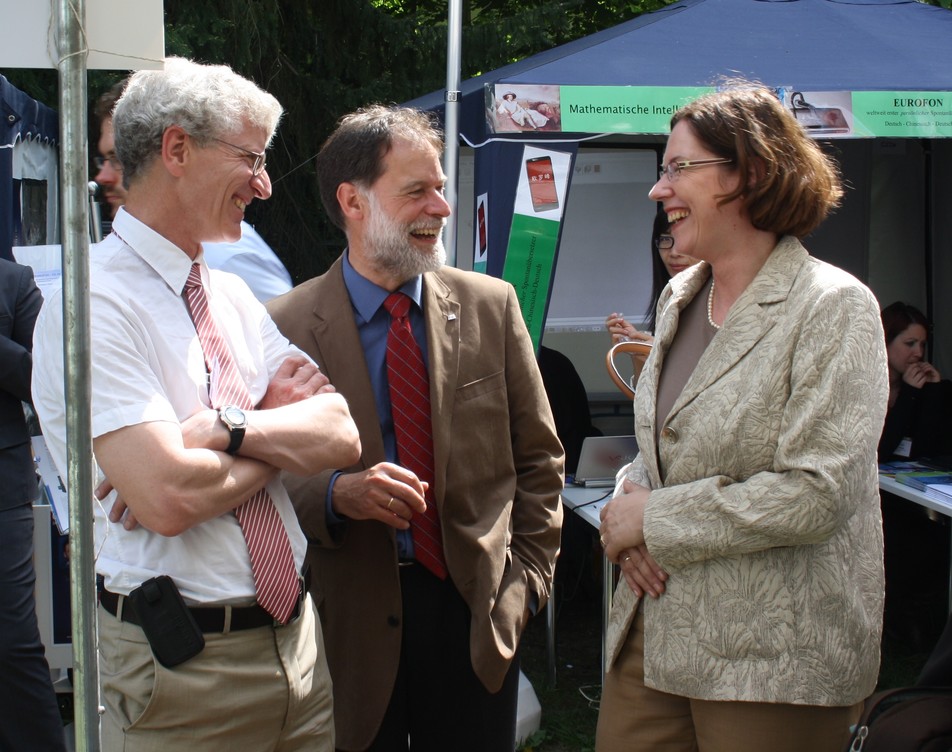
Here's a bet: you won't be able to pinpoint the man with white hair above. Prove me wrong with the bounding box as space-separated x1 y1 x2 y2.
33 58 360 750
93 78 293 303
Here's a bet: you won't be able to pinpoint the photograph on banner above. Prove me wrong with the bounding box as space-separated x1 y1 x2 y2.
474 192 488 273
779 88 853 138
489 84 562 133
501 146 573 351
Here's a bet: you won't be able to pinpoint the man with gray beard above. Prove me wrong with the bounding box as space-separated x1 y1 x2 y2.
267 105 564 752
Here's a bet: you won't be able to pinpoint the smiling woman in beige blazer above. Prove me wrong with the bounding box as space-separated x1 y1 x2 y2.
595 84 889 752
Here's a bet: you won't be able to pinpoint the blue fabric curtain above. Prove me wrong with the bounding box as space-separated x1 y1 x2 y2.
1 75 58 261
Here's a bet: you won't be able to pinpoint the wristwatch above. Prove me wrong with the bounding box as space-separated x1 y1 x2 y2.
218 405 247 455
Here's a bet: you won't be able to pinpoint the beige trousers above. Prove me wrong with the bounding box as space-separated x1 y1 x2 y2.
595 606 863 752
98 594 333 751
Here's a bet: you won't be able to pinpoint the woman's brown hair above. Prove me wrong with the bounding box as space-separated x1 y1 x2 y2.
671 82 843 238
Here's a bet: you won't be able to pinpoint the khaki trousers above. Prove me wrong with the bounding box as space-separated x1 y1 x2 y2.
595 606 863 752
99 593 333 751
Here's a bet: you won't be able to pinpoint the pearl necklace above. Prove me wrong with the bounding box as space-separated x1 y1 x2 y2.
707 279 721 330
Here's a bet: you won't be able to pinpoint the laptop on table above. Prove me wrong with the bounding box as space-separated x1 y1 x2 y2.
570 435 638 488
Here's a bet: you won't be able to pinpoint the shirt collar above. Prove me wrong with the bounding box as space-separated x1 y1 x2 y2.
341 249 423 322
111 207 202 295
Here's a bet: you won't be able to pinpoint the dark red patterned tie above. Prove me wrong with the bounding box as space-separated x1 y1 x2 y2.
383 292 447 579
183 263 299 622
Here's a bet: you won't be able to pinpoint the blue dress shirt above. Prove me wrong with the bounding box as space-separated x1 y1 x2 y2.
326 250 428 558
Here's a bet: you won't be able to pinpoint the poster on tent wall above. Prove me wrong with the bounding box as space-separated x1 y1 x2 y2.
473 192 489 273
486 84 952 139
500 146 572 351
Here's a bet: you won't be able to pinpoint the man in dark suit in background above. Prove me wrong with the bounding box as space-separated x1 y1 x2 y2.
0 258 65 751
268 105 564 752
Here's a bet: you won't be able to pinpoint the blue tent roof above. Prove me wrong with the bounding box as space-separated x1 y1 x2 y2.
407 0 952 141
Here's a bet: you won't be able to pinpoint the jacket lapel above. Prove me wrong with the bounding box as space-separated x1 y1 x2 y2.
670 237 808 418
421 270 460 508
310 260 387 467
639 237 809 484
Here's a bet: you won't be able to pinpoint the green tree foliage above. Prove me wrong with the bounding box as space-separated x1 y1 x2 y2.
160 0 663 281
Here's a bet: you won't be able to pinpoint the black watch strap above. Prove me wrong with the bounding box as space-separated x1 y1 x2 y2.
224 425 244 455
219 406 247 455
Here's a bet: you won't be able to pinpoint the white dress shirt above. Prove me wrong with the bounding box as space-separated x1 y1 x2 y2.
32 208 308 605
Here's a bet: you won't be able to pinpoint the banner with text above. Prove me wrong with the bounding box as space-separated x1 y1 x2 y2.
487 84 952 138
501 146 573 351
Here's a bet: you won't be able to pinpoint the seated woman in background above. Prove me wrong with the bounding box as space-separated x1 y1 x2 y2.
878 301 952 650
879 301 952 462
605 211 700 346
605 213 700 390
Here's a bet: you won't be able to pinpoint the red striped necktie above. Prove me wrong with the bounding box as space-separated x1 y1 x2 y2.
383 292 447 579
183 263 299 622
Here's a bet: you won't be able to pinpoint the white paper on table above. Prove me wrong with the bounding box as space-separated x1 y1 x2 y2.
31 435 69 535
12 245 63 302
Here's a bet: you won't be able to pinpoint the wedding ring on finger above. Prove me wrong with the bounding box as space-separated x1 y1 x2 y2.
623 554 632 563
600 535 606 547
387 497 395 511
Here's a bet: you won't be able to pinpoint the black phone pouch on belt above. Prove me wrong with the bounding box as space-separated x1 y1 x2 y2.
127 576 205 668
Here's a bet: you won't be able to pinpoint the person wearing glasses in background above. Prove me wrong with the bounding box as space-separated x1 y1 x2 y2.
35 58 360 750
605 211 701 377
596 82 888 752
94 78 293 303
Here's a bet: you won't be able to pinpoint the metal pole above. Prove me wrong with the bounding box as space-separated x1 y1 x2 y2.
55 0 101 749
442 0 463 267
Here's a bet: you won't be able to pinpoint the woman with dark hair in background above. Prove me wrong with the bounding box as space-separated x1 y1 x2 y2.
879 301 952 463
878 301 952 651
605 211 699 346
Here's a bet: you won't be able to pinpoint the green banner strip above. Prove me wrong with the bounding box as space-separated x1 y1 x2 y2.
494 85 952 137
851 91 952 138
501 213 560 351
560 85 714 133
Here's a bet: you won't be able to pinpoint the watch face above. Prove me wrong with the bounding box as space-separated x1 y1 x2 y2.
221 406 247 429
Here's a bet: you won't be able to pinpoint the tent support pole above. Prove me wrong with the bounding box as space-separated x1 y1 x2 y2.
56 0 100 748
443 0 462 267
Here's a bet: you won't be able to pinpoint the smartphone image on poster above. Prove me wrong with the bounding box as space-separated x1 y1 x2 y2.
477 202 488 256
790 92 850 135
794 106 850 134
525 156 559 212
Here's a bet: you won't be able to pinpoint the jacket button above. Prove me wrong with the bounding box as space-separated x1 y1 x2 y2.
661 426 679 443
387 615 400 628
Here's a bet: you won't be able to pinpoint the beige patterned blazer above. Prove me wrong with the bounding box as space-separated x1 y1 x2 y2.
606 236 889 706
